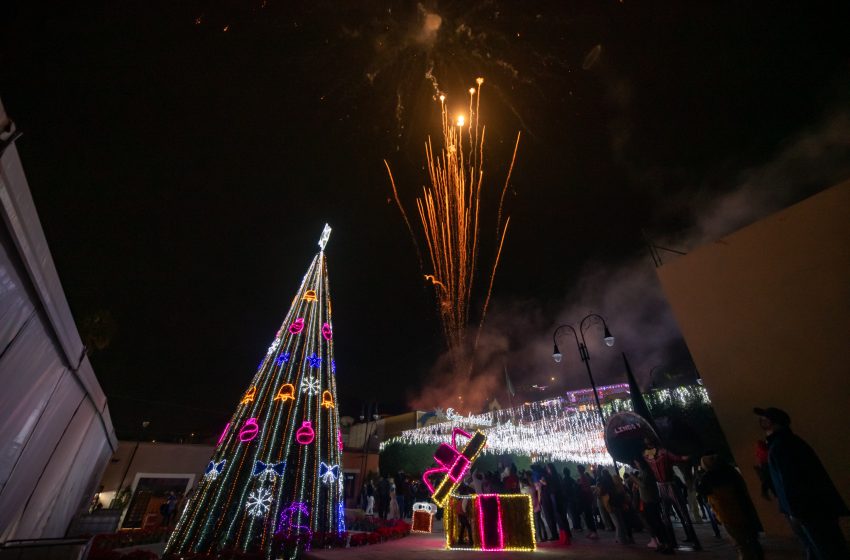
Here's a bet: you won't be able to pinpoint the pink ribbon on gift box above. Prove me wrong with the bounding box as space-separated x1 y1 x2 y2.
422 427 473 493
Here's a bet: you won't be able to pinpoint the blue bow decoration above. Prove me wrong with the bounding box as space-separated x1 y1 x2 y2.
319 462 340 484
253 460 286 482
204 459 226 481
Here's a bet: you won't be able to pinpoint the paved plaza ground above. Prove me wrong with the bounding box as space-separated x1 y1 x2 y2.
115 518 805 559
305 521 804 560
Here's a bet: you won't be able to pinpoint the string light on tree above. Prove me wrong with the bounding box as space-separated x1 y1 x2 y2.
267 336 282 355
165 225 344 559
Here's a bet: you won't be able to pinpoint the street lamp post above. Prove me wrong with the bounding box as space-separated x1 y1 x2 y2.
552 314 615 437
357 402 380 498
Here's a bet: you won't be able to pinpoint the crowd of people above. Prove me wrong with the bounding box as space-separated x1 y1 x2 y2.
357 458 710 552
359 472 432 520
357 407 847 559
514 458 697 553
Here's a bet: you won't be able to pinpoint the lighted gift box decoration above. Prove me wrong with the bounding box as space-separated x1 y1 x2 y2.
421 428 536 551
444 494 536 552
411 502 438 533
422 428 487 508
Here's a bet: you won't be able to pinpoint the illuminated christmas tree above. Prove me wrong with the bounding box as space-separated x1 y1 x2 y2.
165 225 343 559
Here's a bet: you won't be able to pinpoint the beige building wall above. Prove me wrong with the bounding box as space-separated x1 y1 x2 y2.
657 179 850 536
99 441 214 507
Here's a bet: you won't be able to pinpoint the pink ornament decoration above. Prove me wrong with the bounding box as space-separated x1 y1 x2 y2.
296 421 315 445
217 422 231 446
239 418 260 442
289 317 305 335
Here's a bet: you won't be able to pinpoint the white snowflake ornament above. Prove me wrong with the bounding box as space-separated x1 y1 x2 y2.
300 376 321 395
246 487 273 518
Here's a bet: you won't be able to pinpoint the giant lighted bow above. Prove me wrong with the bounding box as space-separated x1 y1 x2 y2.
422 427 487 507
204 459 226 481
319 462 340 484
253 460 286 482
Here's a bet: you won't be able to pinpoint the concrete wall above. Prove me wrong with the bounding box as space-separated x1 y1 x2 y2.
657 179 850 536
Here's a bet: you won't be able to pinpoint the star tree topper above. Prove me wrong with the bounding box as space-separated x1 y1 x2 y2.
318 223 332 251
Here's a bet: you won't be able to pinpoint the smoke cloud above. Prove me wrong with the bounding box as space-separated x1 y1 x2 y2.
408 108 850 413
673 110 850 245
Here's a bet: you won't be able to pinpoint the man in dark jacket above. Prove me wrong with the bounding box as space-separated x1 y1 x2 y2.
634 458 674 553
755 407 849 560
562 467 582 532
377 476 391 519
576 465 599 538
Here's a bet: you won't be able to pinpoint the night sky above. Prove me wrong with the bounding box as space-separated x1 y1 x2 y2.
2 1 849 441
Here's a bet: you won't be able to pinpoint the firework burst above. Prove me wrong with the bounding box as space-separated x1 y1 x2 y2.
386 78 520 374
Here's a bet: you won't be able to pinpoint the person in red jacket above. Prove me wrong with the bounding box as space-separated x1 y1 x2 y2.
576 465 599 539
503 464 520 492
753 439 774 500
453 490 473 547
643 438 701 550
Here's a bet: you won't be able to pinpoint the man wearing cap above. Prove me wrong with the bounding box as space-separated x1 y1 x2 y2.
755 407 849 559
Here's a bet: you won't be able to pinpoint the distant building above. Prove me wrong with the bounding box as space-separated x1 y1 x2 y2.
340 412 421 507
96 441 213 530
89 414 426 521
565 382 630 405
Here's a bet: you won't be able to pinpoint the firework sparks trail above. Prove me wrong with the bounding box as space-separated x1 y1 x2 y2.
387 79 520 375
